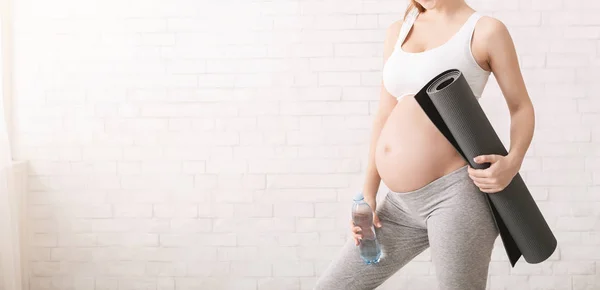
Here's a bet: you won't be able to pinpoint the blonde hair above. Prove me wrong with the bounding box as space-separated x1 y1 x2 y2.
404 0 426 19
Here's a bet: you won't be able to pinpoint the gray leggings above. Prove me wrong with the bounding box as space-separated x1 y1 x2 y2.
314 164 500 290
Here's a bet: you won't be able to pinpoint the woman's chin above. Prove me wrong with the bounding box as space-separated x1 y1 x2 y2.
417 0 437 9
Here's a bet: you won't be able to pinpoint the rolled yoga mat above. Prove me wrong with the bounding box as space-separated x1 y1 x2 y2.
413 69 557 267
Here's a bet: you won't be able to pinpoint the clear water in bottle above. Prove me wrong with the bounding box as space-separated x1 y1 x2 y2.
352 192 382 264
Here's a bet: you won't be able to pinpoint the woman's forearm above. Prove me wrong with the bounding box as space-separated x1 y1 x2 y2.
362 113 388 202
506 102 535 170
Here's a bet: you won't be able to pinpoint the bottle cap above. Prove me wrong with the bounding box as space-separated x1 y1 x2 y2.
353 192 364 202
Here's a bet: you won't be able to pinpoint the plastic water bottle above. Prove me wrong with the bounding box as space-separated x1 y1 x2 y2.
352 192 382 264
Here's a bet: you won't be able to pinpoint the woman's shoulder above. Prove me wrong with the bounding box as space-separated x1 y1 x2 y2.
382 19 405 54
386 19 405 39
470 13 513 71
474 14 511 42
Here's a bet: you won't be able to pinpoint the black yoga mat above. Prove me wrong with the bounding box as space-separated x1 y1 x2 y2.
414 69 557 267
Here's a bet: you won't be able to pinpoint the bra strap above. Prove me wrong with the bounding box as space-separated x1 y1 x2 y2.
395 7 420 50
463 12 483 40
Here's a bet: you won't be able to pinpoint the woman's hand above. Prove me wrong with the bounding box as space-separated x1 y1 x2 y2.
468 154 520 194
350 198 382 246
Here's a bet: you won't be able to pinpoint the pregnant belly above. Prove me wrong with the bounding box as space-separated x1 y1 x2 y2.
375 95 468 193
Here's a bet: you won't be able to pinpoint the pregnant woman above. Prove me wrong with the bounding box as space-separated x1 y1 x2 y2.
314 0 535 289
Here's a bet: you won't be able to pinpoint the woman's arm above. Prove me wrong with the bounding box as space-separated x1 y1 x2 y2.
362 22 401 204
468 17 536 193
485 19 535 169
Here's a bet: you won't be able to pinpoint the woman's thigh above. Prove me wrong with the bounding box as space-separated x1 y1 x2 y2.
314 194 430 290
426 180 500 290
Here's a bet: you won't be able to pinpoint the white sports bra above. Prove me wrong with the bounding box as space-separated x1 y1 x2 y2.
382 8 491 101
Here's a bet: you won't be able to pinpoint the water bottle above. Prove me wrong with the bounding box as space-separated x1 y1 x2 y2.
352 192 382 264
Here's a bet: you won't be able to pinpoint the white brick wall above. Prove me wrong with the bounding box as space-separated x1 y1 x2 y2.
10 0 600 289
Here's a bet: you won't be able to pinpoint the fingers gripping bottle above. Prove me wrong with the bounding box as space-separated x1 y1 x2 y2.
352 192 382 264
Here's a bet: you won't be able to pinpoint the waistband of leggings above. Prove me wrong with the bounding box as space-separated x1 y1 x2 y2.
389 164 470 196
